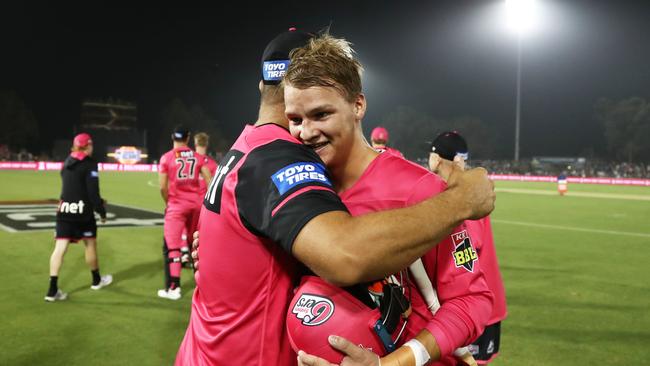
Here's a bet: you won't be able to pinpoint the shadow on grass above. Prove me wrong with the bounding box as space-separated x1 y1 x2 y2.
67 259 161 295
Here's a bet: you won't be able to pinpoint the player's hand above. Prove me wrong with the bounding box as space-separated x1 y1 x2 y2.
191 230 200 271
100 217 107 224
446 165 495 220
297 336 380 366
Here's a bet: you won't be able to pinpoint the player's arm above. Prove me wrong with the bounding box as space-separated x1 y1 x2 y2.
293 165 494 286
239 141 494 287
159 171 169 205
200 165 212 185
85 161 107 220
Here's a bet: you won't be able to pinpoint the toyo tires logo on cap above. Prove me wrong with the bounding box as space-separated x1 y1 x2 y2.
263 60 290 81
291 294 335 326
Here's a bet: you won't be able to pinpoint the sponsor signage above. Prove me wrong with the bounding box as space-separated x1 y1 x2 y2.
489 174 650 187
107 146 149 164
272 162 331 195
0 201 163 232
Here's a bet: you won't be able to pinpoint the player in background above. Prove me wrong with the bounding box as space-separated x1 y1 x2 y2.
46 133 112 302
176 28 495 366
557 172 568 196
194 132 218 197
370 126 403 157
429 131 507 365
181 132 218 268
284 34 491 366
158 126 212 300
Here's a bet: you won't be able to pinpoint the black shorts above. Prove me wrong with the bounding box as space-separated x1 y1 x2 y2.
55 219 97 242
468 321 501 364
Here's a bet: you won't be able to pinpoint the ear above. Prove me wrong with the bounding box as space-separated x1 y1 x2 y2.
453 155 466 171
258 80 264 93
353 93 367 120
428 153 441 173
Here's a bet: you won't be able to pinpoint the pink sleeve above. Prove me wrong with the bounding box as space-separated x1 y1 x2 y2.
159 153 168 173
421 226 494 358
404 172 493 357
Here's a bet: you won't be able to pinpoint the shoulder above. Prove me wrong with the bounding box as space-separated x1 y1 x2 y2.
378 153 439 182
245 138 320 167
377 154 446 202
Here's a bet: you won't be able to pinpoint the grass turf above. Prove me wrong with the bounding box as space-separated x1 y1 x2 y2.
0 171 649 365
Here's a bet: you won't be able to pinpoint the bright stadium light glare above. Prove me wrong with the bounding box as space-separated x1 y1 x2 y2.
505 0 539 36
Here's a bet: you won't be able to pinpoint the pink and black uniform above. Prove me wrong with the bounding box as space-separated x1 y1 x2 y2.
466 216 507 364
175 124 348 365
287 152 493 365
159 147 207 287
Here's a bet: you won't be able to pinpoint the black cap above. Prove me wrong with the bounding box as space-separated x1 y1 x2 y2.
430 131 469 161
261 27 313 85
172 125 190 141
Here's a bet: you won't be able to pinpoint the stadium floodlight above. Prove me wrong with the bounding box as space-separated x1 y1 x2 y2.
504 0 539 161
505 0 539 37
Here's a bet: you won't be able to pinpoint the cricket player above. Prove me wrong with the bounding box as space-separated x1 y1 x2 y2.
557 173 568 196
45 133 112 302
175 28 495 366
370 126 403 157
429 131 508 365
283 34 492 366
158 126 212 300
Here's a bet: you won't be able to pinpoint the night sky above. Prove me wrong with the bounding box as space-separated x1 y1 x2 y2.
3 1 650 159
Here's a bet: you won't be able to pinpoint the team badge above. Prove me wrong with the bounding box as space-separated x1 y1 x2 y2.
291 294 335 326
451 229 478 272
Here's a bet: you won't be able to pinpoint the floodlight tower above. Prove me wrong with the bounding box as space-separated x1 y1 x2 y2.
505 0 538 161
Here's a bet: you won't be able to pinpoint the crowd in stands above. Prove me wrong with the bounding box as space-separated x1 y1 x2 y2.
470 159 650 178
0 145 41 162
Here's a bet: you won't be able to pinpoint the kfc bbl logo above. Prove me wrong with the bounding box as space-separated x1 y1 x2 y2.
291 294 335 326
451 229 478 272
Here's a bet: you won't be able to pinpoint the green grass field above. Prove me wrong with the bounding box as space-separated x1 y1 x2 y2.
1 171 649 365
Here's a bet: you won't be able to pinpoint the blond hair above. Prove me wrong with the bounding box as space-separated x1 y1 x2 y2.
284 34 363 102
194 132 209 147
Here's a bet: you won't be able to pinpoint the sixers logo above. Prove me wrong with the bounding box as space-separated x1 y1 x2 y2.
291 294 335 326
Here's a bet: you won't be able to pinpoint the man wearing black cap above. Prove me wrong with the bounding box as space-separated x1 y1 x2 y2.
157 126 212 300
429 131 507 365
176 30 495 365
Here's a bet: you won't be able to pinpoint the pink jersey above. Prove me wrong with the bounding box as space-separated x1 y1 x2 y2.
175 124 347 366
466 217 507 325
338 152 493 365
198 156 218 197
159 147 207 205
375 146 404 158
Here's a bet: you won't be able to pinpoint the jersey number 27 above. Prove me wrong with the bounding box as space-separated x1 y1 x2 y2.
175 157 196 180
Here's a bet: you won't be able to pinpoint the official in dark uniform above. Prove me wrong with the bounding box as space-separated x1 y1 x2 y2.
45 133 113 302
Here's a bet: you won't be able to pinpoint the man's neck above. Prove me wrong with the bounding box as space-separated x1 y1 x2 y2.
173 141 188 149
332 134 379 193
255 102 289 129
437 161 453 183
195 146 207 155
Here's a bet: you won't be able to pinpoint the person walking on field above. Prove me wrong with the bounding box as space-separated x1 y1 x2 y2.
45 133 112 302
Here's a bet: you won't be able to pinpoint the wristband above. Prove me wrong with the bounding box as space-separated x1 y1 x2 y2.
404 339 431 366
